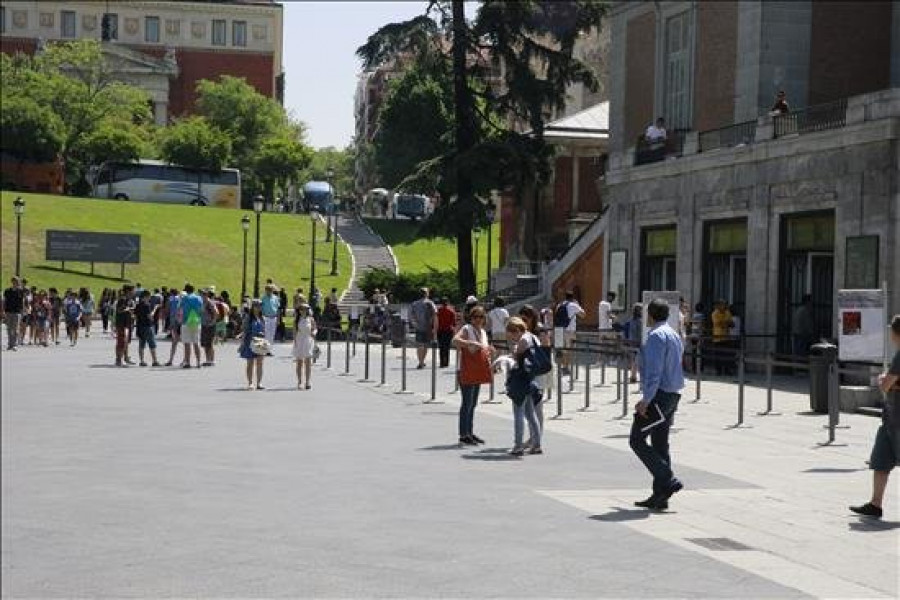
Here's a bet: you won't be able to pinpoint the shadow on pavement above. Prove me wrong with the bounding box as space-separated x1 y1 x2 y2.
418 444 464 451
461 452 520 462
590 508 652 523
848 519 900 532
802 467 866 473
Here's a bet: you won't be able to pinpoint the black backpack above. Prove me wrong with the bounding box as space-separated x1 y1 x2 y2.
553 302 571 328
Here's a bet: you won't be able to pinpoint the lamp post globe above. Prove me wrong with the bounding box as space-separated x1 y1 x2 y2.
13 197 25 277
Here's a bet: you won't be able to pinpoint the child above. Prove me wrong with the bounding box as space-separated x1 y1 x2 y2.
850 314 900 519
292 301 317 390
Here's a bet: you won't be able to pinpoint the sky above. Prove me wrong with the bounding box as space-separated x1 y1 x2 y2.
282 1 428 150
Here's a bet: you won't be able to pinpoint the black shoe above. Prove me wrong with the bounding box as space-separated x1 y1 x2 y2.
471 435 485 444
850 502 883 519
656 480 683 504
459 436 476 445
634 495 659 508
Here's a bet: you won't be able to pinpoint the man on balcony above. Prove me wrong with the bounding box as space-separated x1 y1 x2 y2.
645 117 668 144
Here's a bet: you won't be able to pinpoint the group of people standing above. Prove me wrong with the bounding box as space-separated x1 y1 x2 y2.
2 277 96 350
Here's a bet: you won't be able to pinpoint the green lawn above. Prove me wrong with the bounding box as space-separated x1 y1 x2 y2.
1 191 351 298
364 218 499 282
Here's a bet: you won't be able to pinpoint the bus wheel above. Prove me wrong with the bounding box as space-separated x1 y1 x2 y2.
114 193 129 201
191 199 206 207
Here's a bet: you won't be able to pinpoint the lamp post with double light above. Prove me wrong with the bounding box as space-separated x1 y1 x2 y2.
473 228 481 294
240 214 250 301
485 200 496 295
328 169 340 276
325 168 334 243
252 196 264 298
13 197 25 277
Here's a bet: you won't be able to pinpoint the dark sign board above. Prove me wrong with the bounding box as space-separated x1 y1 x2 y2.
45 230 141 264
844 235 879 289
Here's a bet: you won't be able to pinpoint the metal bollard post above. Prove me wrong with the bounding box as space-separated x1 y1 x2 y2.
692 342 702 403
398 323 411 394
488 369 496 402
825 362 838 444
428 340 438 402
361 331 372 382
613 352 623 404
556 362 563 417
621 350 629 418
759 351 775 416
736 345 746 426
582 362 591 410
600 354 606 386
352 325 357 357
343 331 351 375
326 327 333 369
380 334 387 386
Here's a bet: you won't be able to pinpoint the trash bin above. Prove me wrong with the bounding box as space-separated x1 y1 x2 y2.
390 314 406 348
808 342 837 413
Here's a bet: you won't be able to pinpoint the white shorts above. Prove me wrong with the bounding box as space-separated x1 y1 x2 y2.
181 324 200 345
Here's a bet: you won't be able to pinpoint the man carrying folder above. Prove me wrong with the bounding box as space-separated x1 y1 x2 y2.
630 299 685 511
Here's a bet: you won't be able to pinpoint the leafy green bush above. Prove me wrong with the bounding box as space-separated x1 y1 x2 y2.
360 267 462 304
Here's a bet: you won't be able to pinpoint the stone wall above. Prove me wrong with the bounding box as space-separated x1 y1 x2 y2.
694 1 738 132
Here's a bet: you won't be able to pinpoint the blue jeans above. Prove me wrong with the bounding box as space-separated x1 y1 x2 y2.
513 395 541 448
629 391 680 495
459 384 480 437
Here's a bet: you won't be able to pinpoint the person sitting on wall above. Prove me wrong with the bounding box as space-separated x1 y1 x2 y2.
645 117 668 144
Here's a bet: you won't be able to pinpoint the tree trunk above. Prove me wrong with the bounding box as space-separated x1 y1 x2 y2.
452 0 477 296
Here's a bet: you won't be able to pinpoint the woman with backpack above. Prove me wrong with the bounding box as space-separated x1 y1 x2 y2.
238 300 266 390
452 305 494 446
80 288 96 338
519 304 551 436
503 317 544 456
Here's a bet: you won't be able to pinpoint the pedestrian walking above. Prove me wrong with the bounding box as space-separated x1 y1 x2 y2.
19 284 32 345
487 296 510 346
80 287 95 338
261 284 280 349
2 277 25 350
292 301 317 389
63 291 84 346
164 289 182 366
48 287 62 345
630 299 685 511
32 290 50 347
453 305 493 446
238 300 266 390
622 303 643 383
180 284 203 368
114 286 136 367
504 317 543 456
850 315 900 519
553 290 585 375
519 304 551 433
436 297 456 368
135 290 161 367
711 300 734 375
410 287 437 369
200 289 218 366
100 289 113 334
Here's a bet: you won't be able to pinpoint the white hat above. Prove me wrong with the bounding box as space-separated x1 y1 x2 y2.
466 295 478 305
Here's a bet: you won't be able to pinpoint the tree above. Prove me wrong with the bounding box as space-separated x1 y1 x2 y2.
299 146 357 198
159 116 232 204
253 135 312 207
79 121 149 198
0 95 65 164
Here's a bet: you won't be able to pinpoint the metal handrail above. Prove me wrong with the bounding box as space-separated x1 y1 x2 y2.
698 120 756 152
773 98 848 138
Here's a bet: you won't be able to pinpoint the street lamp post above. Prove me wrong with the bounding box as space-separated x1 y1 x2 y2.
329 169 339 276
473 229 481 294
253 196 264 298
325 168 334 243
240 214 251 301
485 201 496 295
310 211 319 293
13 197 25 277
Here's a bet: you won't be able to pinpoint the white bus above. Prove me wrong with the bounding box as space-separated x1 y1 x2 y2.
91 160 241 208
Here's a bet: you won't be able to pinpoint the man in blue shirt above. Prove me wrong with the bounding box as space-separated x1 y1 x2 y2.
630 299 685 511
260 284 280 350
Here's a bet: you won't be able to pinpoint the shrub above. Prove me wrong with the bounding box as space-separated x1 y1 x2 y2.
360 267 463 304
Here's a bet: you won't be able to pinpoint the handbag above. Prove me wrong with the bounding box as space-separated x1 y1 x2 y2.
250 336 271 356
459 325 492 385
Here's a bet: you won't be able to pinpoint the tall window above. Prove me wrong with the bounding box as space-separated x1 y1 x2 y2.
103 13 118 40
232 20 247 47
212 19 226 46
1 7 6 34
663 12 693 129
145 16 160 43
60 10 76 38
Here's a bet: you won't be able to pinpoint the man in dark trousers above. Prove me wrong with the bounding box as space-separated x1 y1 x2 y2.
2 277 25 350
631 298 685 511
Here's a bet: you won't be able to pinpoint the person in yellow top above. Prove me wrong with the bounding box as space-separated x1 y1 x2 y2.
710 300 734 375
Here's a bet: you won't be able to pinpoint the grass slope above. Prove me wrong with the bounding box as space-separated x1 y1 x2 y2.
363 218 499 280
1 192 351 297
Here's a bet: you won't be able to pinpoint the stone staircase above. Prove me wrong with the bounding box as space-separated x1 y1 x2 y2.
333 215 397 314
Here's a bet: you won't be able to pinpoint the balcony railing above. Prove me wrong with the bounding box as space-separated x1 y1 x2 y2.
634 128 689 166
698 120 756 152
773 98 848 138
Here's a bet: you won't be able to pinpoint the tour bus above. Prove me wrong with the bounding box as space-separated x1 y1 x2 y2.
91 160 241 208
396 193 430 221
303 181 334 214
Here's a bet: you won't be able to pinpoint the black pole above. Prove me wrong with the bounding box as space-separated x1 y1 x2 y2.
330 211 339 276
310 217 317 292
474 235 479 292
15 213 22 277
241 227 248 301
486 221 492 295
253 211 261 298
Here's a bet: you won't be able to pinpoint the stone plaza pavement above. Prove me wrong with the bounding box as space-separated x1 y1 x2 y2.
2 333 898 598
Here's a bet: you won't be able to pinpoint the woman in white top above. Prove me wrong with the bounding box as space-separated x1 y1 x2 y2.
487 297 510 346
505 316 542 456
292 301 317 390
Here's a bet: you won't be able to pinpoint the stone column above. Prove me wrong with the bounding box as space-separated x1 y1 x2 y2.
153 101 168 126
571 149 580 214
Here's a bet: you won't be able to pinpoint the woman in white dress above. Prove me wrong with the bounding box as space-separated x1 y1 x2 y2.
292 301 317 389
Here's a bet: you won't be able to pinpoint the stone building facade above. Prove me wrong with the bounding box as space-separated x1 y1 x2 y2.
601 1 900 348
0 0 284 125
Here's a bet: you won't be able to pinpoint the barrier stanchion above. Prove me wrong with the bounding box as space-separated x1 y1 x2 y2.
581 360 592 411
326 327 333 369
621 349 629 418
352 324 357 357
380 334 387 386
691 341 703 403
398 322 412 394
823 362 838 444
426 340 440 403
612 350 623 405
342 331 351 376
758 351 777 416
555 361 563 418
360 331 373 383
735 344 747 427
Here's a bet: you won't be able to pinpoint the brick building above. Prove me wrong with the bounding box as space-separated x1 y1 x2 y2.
0 0 284 125
542 0 900 349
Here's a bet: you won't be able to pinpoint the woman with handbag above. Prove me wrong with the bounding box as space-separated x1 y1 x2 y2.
292 300 318 390
239 299 267 390
504 317 543 456
452 305 494 446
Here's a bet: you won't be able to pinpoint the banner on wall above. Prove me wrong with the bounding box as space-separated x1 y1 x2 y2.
641 291 682 345
608 250 627 310
836 289 886 363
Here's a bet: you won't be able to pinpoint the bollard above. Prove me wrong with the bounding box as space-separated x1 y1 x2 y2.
825 362 838 444
352 324 357 357
600 353 606 386
736 344 746 426
326 327 333 369
582 362 591 410
399 324 410 394
613 351 623 404
763 351 774 415
361 331 372 382
428 340 438 402
692 342 702 403
621 350 629 418
380 334 387 386
555 362 564 417
488 369 496 402
343 332 351 375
